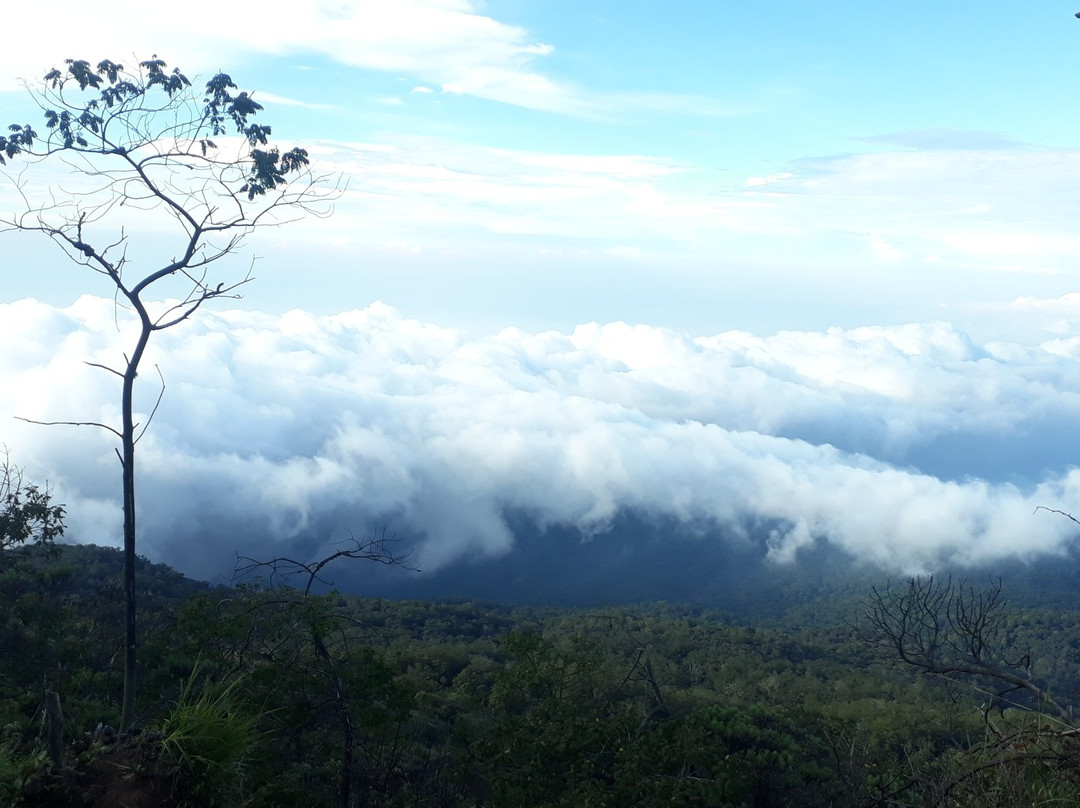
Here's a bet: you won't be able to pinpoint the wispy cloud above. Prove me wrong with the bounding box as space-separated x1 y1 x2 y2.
856 128 1031 151
743 146 1080 269
298 136 718 244
600 91 752 121
867 233 903 261
1 0 585 114
274 134 1080 283
255 91 338 112
1 0 751 121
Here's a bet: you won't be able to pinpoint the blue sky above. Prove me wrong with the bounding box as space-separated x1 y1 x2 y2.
3 2 1080 335
4 3 1080 581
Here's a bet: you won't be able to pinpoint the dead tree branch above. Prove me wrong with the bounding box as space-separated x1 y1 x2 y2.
232 530 416 596
861 576 1071 721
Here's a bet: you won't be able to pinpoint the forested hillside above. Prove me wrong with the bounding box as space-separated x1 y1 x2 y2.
5 543 1080 807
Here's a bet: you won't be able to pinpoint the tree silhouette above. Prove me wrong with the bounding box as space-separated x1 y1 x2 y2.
0 57 334 730
862 575 1068 720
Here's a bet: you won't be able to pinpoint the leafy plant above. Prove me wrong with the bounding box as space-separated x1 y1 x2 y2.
157 663 260 807
0 450 64 570
0 724 47 805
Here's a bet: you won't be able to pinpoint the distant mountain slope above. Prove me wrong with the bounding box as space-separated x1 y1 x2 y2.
305 509 1080 619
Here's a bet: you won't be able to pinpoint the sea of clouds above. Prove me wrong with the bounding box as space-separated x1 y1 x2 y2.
2 294 1080 583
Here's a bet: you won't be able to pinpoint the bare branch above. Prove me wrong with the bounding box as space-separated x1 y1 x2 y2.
233 530 417 596
1034 505 1080 527
861 576 1071 721
15 414 123 441
84 360 124 378
133 365 165 444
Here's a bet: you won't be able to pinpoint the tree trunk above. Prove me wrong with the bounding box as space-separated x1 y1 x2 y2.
44 690 64 769
119 313 151 732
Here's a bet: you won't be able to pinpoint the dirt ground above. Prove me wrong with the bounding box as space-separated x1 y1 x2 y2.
20 740 176 808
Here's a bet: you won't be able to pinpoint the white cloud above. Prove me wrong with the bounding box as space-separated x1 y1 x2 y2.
1012 293 1080 312
246 136 1080 287
992 293 1080 338
299 136 717 244
254 92 338 111
867 233 903 261
0 1 750 121
941 231 1080 259
606 91 749 119
767 148 1080 268
746 172 792 188
4 297 1080 582
604 245 644 259
1 0 578 113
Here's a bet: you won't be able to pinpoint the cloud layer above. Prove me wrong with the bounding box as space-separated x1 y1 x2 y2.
2 295 1080 583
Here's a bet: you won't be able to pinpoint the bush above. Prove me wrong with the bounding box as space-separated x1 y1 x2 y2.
157 663 260 807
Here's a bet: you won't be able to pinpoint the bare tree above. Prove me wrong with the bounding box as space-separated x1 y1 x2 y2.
0 57 334 730
861 576 1080 806
232 533 414 808
861 575 1069 721
233 530 415 597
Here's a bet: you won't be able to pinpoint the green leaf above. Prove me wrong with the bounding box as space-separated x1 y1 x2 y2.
96 59 123 83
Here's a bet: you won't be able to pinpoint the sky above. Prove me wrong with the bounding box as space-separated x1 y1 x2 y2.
3 2 1080 590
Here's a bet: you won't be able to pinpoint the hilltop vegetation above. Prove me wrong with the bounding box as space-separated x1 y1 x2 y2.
4 543 1080 807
